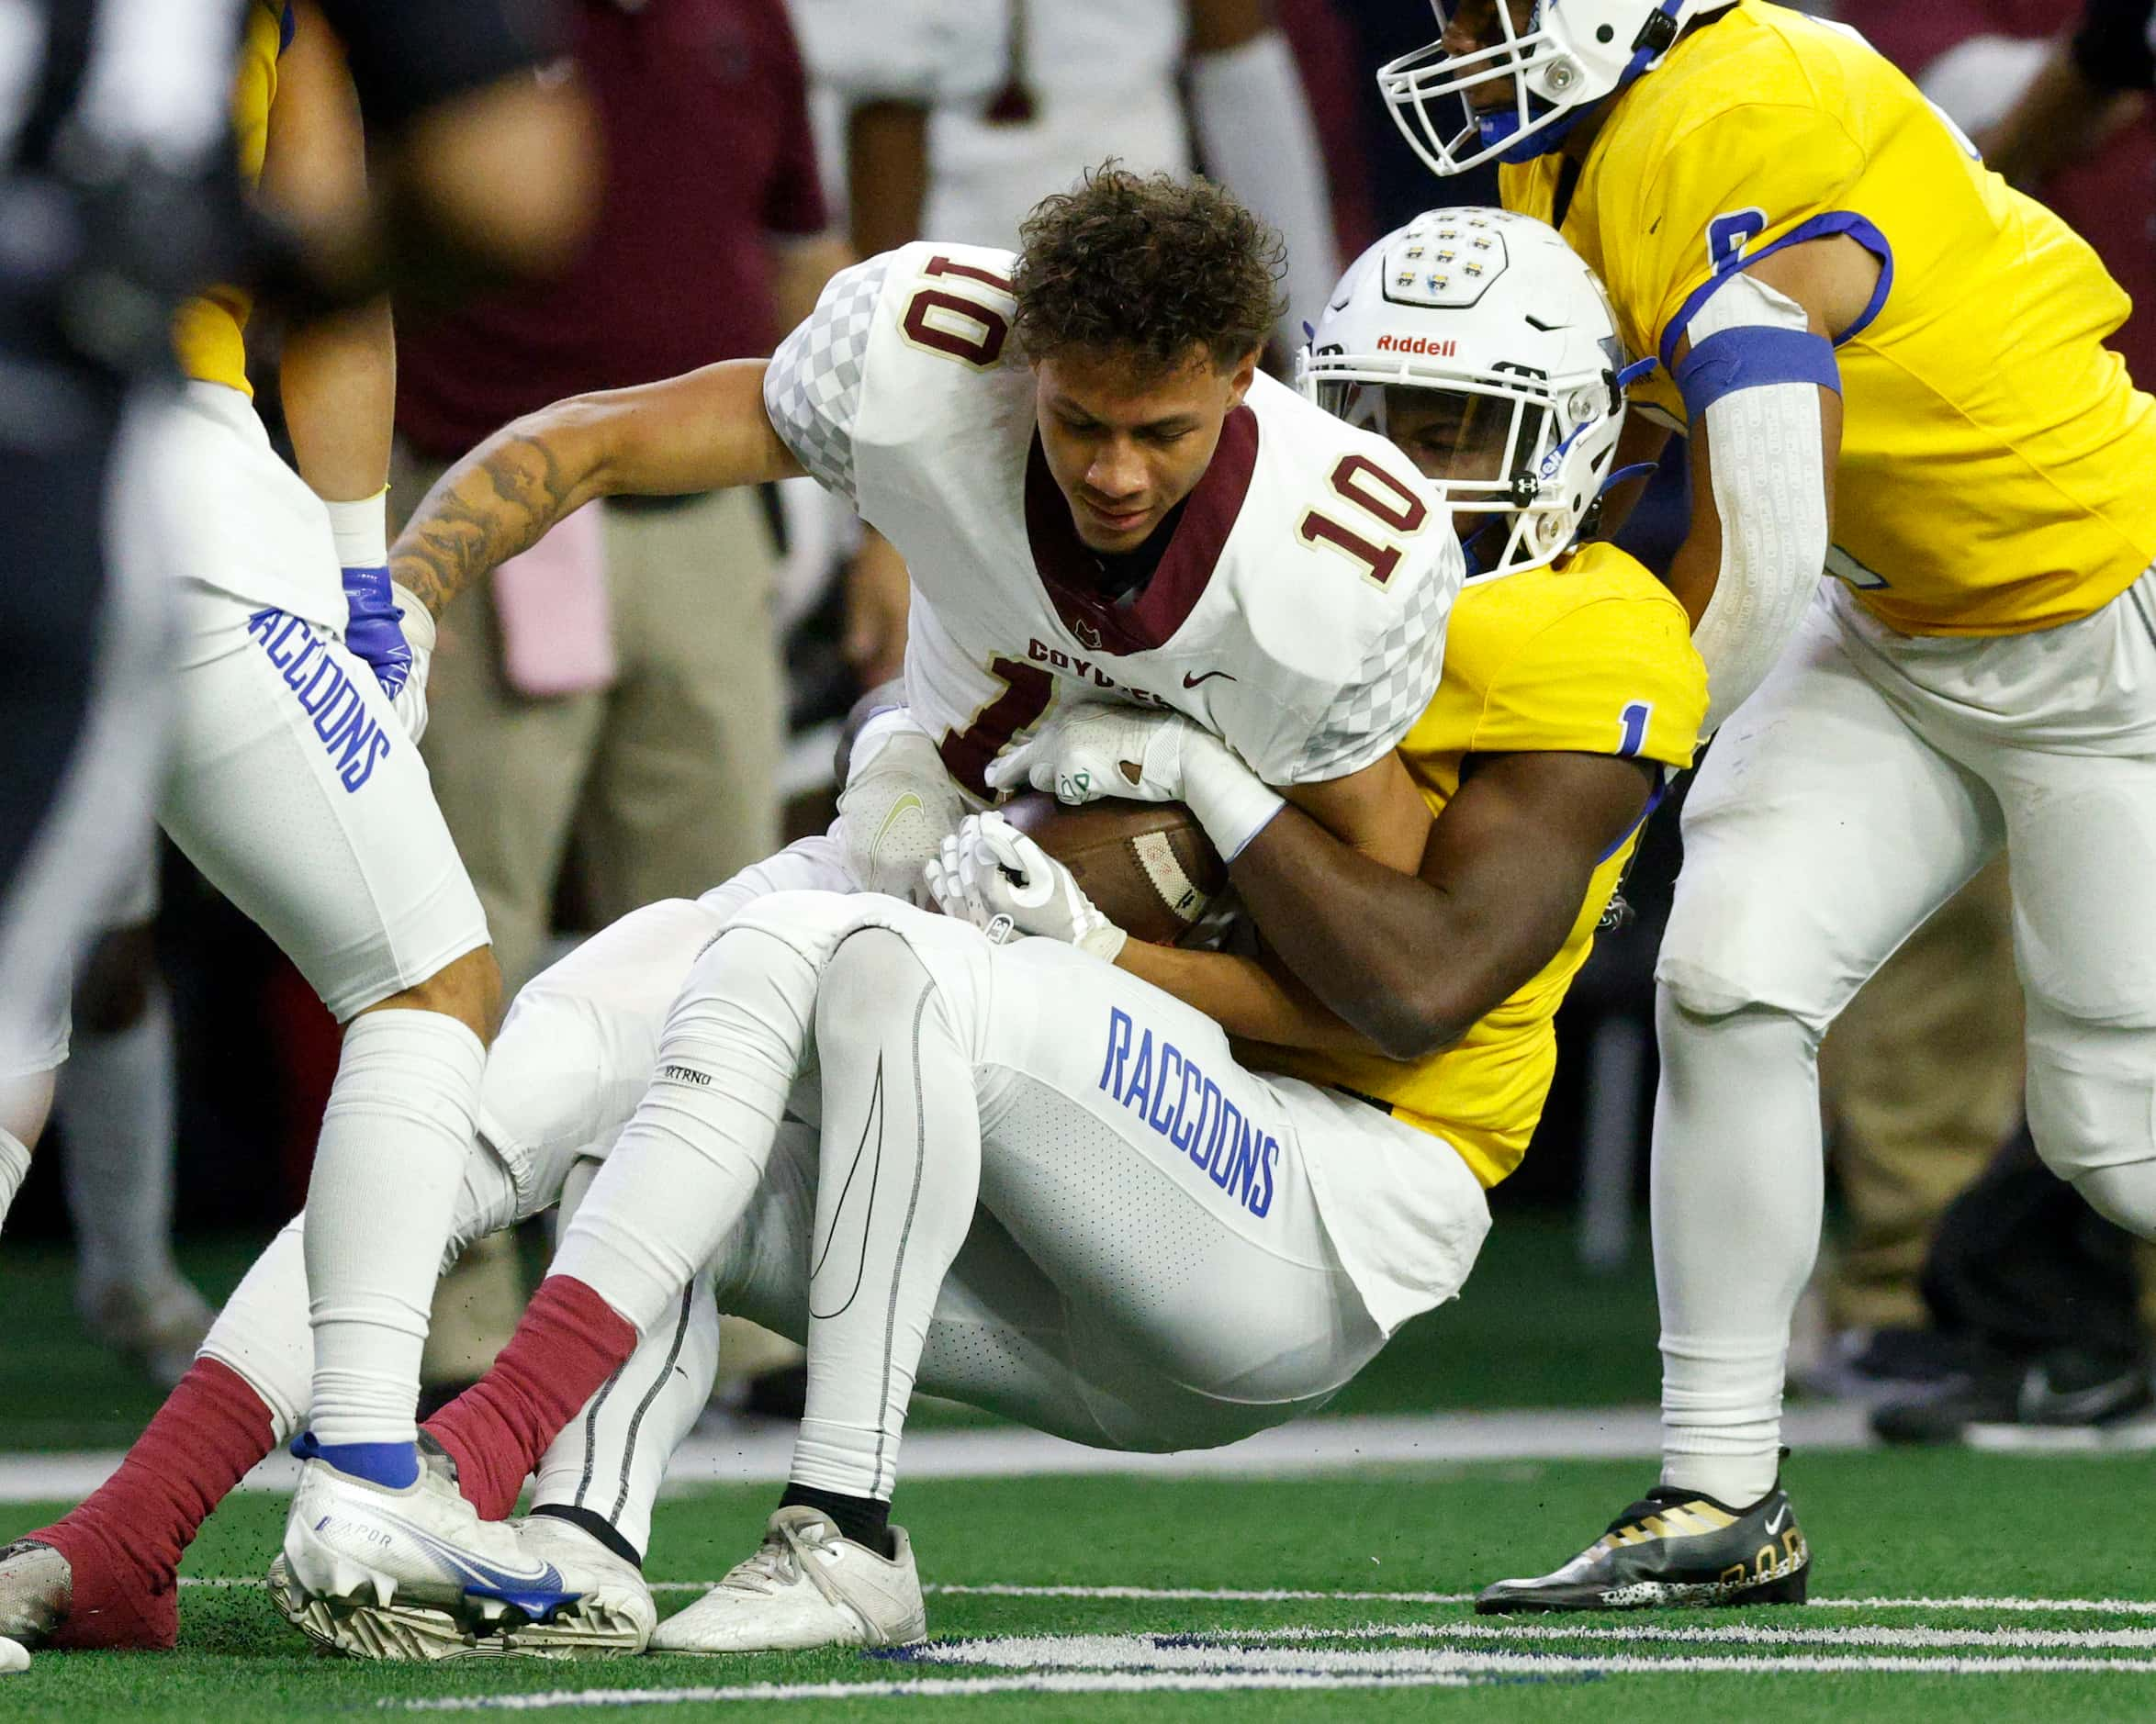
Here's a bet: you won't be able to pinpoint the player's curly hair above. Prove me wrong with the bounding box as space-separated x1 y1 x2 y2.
1013 163 1286 375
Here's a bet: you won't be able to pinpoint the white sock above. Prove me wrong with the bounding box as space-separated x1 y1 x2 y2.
0 1128 30 1238
551 929 823 1335
1653 994 1824 1507
60 980 179 1295
790 929 981 1502
304 1008 486 1448
208 1136 527 1448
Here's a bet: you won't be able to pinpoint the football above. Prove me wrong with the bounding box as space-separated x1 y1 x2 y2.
999 790 1229 947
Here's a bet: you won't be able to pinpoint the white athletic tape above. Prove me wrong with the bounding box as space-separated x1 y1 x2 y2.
1129 831 1207 925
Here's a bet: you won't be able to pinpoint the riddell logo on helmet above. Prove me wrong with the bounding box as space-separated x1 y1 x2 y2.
1376 334 1456 356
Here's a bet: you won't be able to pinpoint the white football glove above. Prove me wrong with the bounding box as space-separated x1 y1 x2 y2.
983 702 1286 862
924 812 1128 961
984 703 1194 806
837 708 970 901
389 585 434 744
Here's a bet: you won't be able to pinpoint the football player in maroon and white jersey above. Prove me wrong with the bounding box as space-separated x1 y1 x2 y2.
228 165 1483 1640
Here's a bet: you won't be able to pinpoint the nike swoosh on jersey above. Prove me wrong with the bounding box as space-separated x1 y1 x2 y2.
1763 1506 1789 1535
1182 670 1237 688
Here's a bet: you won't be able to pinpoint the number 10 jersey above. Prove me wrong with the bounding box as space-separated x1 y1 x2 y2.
763 241 1463 798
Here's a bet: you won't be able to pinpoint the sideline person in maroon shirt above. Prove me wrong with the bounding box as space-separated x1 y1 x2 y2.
395 0 847 999
389 0 847 1395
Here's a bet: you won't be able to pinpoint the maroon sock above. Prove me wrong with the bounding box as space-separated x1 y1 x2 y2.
422 1275 638 1521
36 1357 275 1651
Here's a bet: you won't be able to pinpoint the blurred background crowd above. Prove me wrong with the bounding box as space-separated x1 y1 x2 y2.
6 0 2154 1447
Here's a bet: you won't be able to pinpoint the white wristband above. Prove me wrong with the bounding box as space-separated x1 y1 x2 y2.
1178 729 1285 861
390 582 435 651
323 489 389 569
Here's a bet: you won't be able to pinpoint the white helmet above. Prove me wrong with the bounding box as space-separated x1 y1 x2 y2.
1296 207 1645 582
1378 0 1735 175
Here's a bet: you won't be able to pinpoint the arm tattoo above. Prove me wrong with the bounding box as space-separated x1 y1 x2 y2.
389 429 575 619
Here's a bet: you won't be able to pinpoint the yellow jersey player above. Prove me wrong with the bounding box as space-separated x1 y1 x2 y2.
1384 0 2156 1610
1258 207 1702 1192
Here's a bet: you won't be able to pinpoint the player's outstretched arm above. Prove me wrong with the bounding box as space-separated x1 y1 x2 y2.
1158 749 1656 1061
389 360 805 621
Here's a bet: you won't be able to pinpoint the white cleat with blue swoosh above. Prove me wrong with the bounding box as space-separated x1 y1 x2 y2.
275 1435 581 1661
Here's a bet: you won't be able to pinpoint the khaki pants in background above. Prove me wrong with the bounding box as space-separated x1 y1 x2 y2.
1816 857 2024 1333
395 459 786 996
394 456 789 1383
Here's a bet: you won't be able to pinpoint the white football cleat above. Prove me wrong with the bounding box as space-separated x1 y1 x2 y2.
276 1436 580 1660
647 1507 926 1654
490 1514 657 1657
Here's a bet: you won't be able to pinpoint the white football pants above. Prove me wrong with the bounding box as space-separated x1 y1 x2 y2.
546 890 1420 1513
161 383 492 1448
196 885 1427 1550
1654 572 2156 1502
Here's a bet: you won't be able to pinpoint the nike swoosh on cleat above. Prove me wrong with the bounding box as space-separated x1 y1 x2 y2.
1182 670 1236 688
2017 1367 2149 1423
361 1507 567 1594
1764 1506 1789 1535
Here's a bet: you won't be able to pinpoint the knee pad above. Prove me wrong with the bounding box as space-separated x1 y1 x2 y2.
1654 985 1823 1063
668 924 826 1058
2027 1013 2156 1237
814 927 935 1048
2067 1163 2156 1240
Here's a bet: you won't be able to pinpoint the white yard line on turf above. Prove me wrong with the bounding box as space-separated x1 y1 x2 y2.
1159 1621 2156 1649
912 1637 2156 1676
393 1650 2156 1710
0 1403 1877 1503
395 1673 1482 1709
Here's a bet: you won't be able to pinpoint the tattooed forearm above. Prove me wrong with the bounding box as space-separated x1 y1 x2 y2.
390 422 583 620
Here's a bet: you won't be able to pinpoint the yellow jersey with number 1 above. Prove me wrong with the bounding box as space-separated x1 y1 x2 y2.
1258 542 1706 1188
170 1 290 394
1502 0 2156 638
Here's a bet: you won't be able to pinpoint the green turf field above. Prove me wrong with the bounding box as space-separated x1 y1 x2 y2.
6 1223 2152 1718
0 1215 1666 1451
5 1449 2155 1721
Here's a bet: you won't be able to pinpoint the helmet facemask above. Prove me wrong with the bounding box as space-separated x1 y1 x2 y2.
1379 1 1579 175
1304 356 1614 582
1378 0 1698 175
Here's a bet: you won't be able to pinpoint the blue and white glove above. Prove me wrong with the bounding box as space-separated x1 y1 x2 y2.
925 812 1128 962
329 493 433 743
984 703 1286 861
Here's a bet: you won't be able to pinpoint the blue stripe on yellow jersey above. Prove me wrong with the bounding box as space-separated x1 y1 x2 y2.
1503 1 2156 637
